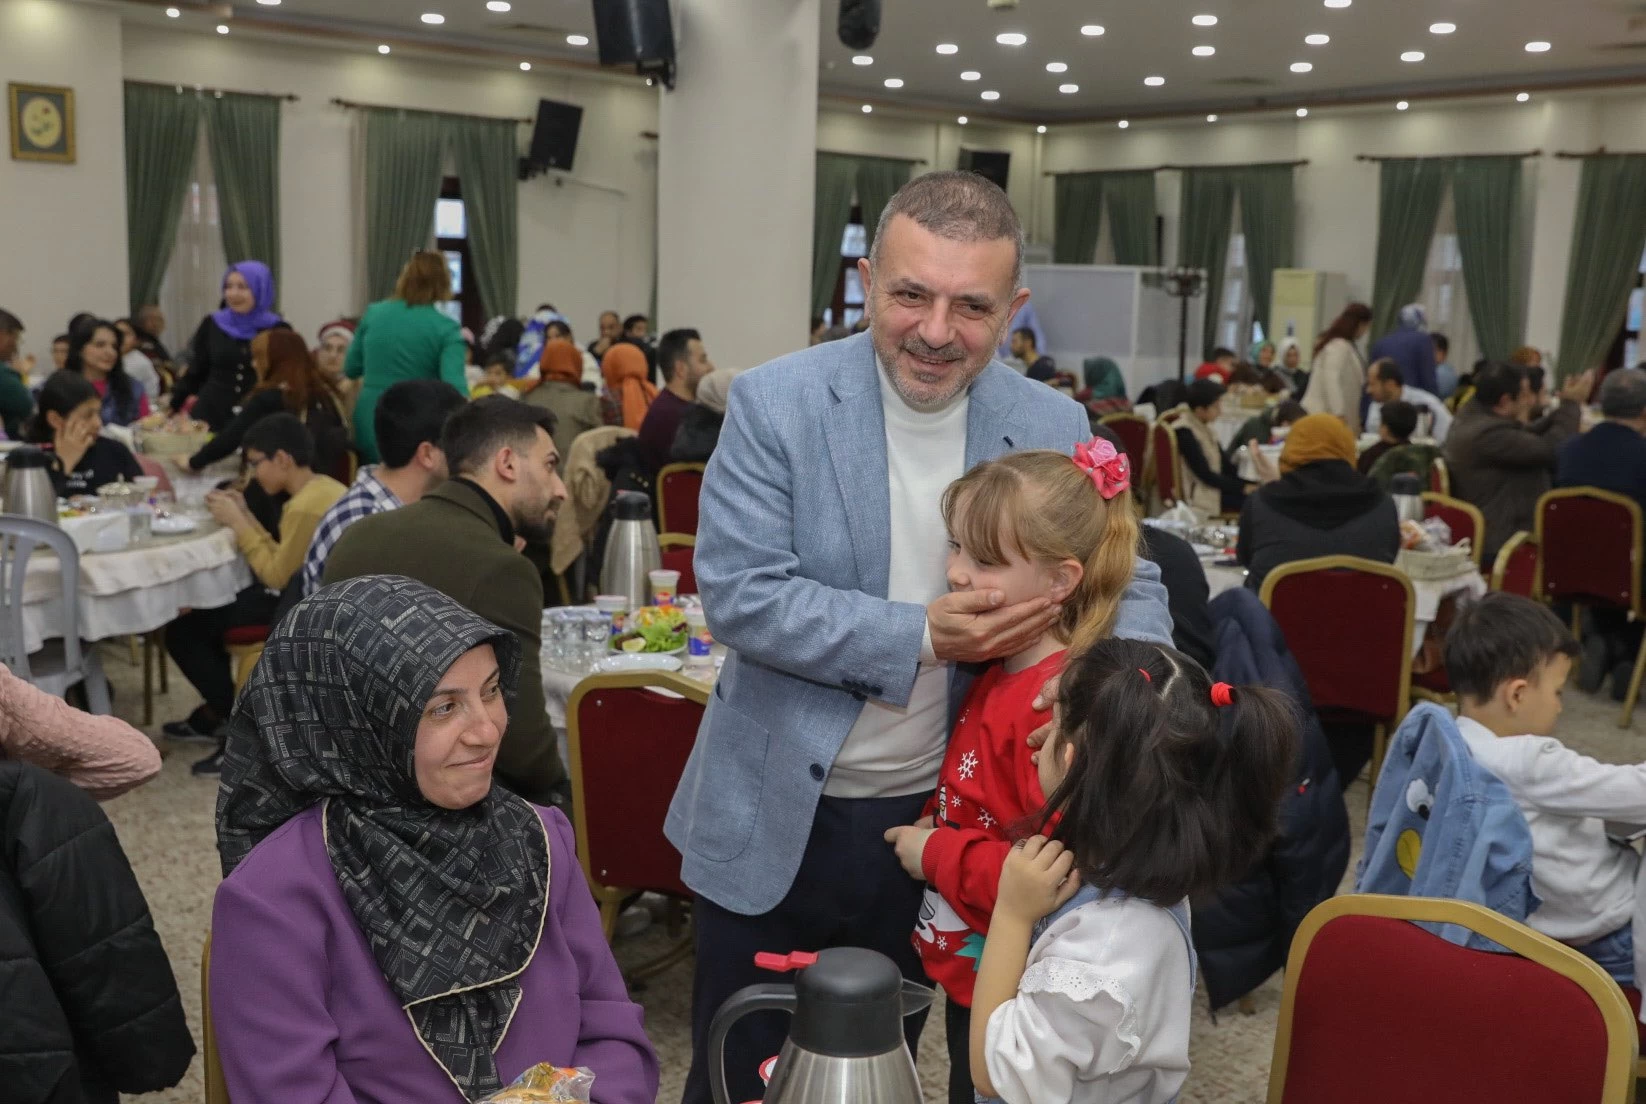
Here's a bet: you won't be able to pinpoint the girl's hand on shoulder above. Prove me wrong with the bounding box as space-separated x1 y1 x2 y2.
995 836 1079 926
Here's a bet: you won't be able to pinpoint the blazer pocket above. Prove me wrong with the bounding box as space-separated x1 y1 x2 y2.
686 686 772 864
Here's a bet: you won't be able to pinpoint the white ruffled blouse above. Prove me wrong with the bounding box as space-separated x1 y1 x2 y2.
983 895 1194 1104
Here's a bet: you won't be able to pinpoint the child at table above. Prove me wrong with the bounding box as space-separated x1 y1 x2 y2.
882 438 1139 1104
1445 592 1646 985
969 640 1297 1104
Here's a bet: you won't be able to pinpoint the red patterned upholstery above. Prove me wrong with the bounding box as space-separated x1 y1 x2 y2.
1279 914 1613 1103
1265 563 1410 724
661 543 697 596
1151 422 1180 505
572 681 702 898
1538 492 1639 613
223 624 270 647
1099 414 1150 482
658 465 704 536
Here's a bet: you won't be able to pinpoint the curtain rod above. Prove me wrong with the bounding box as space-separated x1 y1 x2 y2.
329 98 531 124
1354 150 1540 162
1554 147 1646 159
1043 158 1307 176
818 148 927 165
127 78 297 102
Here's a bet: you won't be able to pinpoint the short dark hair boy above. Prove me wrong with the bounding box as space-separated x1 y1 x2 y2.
1443 592 1580 707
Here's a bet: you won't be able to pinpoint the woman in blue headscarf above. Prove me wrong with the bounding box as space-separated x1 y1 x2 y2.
171 261 287 432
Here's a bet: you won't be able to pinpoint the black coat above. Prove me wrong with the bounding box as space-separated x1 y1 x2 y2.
173 316 288 431
1191 588 1350 1010
669 404 724 465
1138 526 1217 672
0 762 194 1103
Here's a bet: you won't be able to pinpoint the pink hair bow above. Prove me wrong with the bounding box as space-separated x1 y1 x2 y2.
1073 437 1131 500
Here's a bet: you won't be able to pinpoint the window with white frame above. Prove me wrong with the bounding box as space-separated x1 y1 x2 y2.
1622 243 1646 370
1418 185 1478 375
1217 200 1255 353
157 121 226 350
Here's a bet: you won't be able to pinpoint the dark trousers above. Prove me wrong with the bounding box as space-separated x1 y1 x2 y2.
681 791 933 1104
165 583 279 720
945 999 974 1104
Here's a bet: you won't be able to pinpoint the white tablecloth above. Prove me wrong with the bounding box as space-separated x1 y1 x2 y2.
22 525 251 652
1205 562 1247 598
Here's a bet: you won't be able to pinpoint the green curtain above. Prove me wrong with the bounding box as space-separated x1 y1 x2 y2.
1451 157 1524 363
1053 173 1104 264
1235 165 1296 335
855 156 914 256
123 84 202 313
1557 155 1646 380
811 153 859 318
363 109 447 302
1103 170 1159 266
1178 169 1237 358
447 116 520 319
204 93 282 290
1370 158 1450 339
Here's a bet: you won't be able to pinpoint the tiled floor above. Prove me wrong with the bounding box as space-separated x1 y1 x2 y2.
100 642 1644 1104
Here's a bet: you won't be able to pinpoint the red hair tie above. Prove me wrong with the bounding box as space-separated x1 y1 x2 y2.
1210 682 1236 708
1138 667 1152 683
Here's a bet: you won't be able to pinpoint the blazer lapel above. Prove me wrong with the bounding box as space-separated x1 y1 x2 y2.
965 364 1029 469
825 345 892 597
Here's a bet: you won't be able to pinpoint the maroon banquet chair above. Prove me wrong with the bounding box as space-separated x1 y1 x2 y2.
1151 422 1183 507
1491 532 1538 598
1421 493 1486 566
1099 413 1150 481
657 463 705 536
659 533 697 595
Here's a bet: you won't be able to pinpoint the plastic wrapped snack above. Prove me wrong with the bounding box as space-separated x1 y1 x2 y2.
479 1064 595 1103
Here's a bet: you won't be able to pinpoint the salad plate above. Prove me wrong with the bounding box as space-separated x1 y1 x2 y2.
595 653 684 673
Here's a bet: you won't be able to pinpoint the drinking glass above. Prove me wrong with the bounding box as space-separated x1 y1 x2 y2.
543 609 567 666
581 610 612 669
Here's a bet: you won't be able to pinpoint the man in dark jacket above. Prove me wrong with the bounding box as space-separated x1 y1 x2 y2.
323 396 570 807
0 762 194 1104
1444 361 1591 562
1192 589 1349 1010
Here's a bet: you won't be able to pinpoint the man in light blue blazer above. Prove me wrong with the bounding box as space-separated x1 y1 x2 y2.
667 172 1172 1104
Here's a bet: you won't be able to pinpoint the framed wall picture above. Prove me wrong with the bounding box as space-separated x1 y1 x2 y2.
8 83 75 164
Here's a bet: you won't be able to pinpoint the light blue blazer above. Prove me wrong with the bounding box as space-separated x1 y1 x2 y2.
664 332 1172 916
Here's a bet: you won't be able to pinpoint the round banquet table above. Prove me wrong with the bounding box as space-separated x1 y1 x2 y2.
21 522 252 653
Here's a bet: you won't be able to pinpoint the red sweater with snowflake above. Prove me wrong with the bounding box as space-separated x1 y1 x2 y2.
913 650 1063 1007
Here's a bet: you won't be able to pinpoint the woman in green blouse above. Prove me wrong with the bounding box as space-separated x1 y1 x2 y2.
345 252 469 461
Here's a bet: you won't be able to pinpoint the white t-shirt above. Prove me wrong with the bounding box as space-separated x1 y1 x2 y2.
1456 715 1646 943
824 364 966 798
1365 384 1453 443
985 896 1194 1104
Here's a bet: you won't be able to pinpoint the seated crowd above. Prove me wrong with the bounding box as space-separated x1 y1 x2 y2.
5 169 1646 1104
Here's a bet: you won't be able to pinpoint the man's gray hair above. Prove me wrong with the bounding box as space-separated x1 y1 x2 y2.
868 170 1025 292
1600 367 1646 420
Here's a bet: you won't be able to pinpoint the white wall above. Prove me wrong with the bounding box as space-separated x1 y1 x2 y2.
1039 91 1646 361
119 23 660 345
0 0 129 360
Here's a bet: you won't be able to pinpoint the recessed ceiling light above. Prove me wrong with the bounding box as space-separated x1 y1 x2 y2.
378 43 391 53
1396 100 1409 110
1037 125 1047 133
1080 24 1105 36
1059 83 1080 93
1191 14 1218 27
566 33 589 45
1517 91 1531 102
1193 46 1216 57
519 61 531 70
420 13 444 24
1525 40 1551 52
487 0 511 9
957 115 968 125
1400 50 1425 62
215 23 229 33
1429 22 1455 34
1207 113 1218 122
960 70 981 80
884 78 903 88
1046 61 1068 73
1144 75 1165 86
996 32 1027 46
852 55 873 65
862 104 873 113
1305 33 1330 45
1323 0 1351 7
1290 61 1313 73
256 0 280 6
165 5 180 14
936 43 958 55
981 90 1001 100
1118 119 1130 129
1296 107 1309 117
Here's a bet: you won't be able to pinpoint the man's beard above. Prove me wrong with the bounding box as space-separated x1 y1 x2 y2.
872 328 993 409
512 499 557 545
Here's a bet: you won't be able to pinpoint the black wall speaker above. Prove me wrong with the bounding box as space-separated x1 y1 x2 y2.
960 148 1012 192
526 99 584 174
838 0 881 50
591 0 676 86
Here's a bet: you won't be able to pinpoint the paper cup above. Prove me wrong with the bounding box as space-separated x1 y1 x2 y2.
595 594 629 634
649 569 681 606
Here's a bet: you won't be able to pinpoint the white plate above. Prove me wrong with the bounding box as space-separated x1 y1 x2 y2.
151 515 199 535
594 653 684 673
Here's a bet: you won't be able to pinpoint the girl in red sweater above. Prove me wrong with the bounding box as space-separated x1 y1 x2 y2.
883 438 1138 1104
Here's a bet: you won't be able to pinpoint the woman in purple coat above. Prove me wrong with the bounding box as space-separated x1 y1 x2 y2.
209 575 658 1104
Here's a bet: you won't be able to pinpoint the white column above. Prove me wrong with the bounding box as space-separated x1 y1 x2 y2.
657 0 820 372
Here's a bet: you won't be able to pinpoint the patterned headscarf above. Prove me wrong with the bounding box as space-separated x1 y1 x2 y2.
602 342 657 430
215 576 545 1102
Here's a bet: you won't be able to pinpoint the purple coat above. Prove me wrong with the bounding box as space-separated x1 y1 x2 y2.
210 803 658 1104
